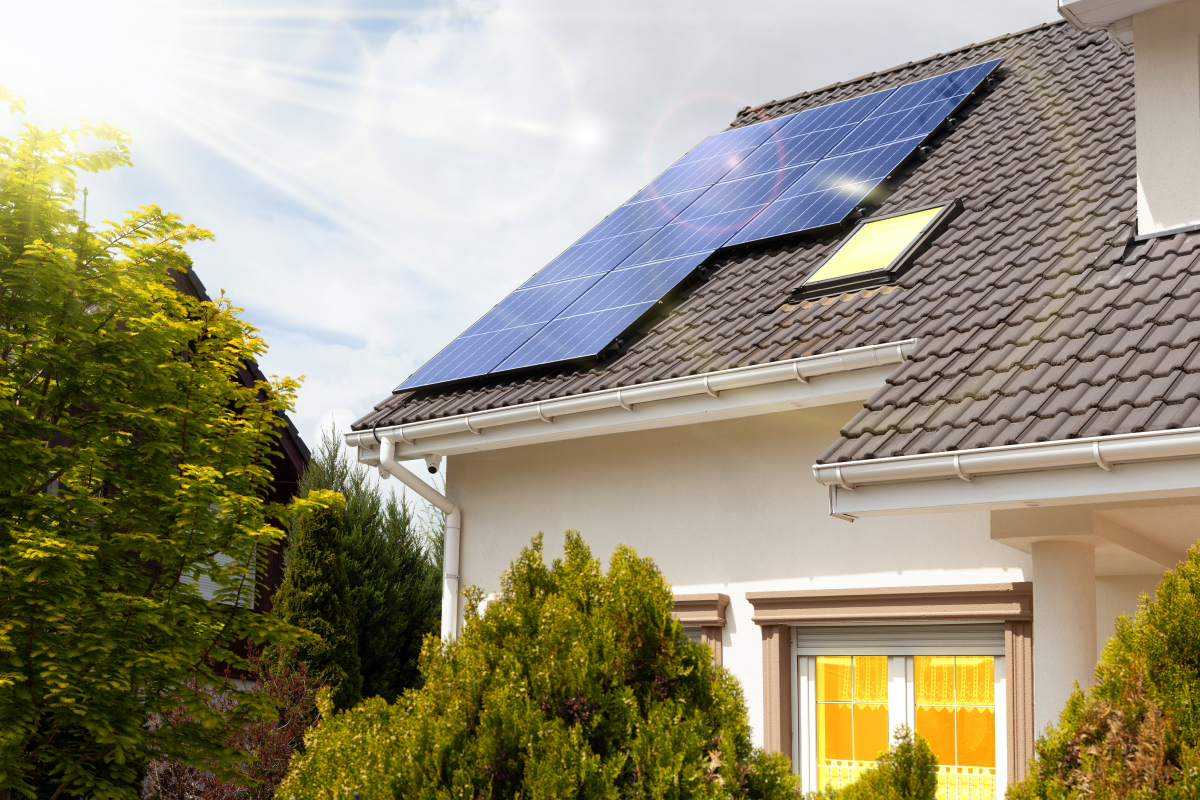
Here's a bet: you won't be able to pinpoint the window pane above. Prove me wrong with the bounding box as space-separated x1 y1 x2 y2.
817 656 853 702
915 655 956 705
854 703 890 763
817 702 854 762
914 704 956 767
956 656 994 707
854 655 889 704
956 707 996 768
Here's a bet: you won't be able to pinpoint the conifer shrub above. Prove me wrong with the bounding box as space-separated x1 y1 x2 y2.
815 726 937 800
278 531 798 799
273 496 363 710
1009 545 1200 799
297 426 441 703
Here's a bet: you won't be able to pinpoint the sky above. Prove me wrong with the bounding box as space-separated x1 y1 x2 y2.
0 0 1060 481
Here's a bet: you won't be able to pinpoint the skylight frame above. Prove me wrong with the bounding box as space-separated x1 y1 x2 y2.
793 199 962 300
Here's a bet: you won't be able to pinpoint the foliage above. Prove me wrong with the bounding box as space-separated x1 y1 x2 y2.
810 726 937 800
296 426 441 702
277 531 798 800
1009 545 1200 800
273 495 363 710
0 89 326 799
142 645 325 800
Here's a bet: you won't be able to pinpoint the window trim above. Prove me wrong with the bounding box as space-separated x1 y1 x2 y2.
673 592 730 666
792 199 962 300
748 583 1033 785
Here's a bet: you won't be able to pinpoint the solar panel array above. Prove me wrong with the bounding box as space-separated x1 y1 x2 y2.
398 58 1001 391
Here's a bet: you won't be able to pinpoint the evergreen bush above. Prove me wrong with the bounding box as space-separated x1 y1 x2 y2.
277 531 798 799
296 427 441 702
273 496 363 710
814 726 937 800
1009 545 1200 799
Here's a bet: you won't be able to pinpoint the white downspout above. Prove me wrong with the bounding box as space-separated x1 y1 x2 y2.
377 436 462 640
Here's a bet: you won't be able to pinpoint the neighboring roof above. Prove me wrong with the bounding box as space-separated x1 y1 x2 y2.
357 21 1196 465
177 268 312 471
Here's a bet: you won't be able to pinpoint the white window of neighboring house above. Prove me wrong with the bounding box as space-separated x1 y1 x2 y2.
179 504 257 606
188 551 257 606
682 626 703 645
792 623 1007 800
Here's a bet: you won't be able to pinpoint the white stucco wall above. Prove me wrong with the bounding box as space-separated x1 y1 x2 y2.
1096 573 1161 656
1133 0 1200 234
445 401 1034 746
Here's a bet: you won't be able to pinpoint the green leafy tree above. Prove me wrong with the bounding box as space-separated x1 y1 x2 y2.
277 531 797 800
1009 545 1200 800
821 726 937 800
273 496 363 710
0 90 325 799
297 426 441 702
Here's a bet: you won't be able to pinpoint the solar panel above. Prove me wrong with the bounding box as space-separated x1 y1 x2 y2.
497 252 712 371
396 59 1000 391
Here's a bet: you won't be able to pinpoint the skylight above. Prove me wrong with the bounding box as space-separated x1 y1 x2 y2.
796 201 959 299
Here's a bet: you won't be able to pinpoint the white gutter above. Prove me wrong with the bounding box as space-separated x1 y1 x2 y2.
377 437 462 640
345 340 918 454
813 425 1200 491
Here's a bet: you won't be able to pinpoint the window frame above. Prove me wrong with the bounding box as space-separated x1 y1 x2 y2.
790 628 1008 797
793 199 962 300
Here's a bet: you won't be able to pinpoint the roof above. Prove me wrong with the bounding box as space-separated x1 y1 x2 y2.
356 21 1200 465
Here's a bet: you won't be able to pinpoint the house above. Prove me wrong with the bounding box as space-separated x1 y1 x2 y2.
344 1 1200 795
176 266 310 614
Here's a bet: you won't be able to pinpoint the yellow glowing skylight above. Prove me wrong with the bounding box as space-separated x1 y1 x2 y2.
799 203 955 298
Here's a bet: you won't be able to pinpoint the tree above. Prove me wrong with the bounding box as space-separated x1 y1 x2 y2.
0 89 325 798
273 496 363 710
277 531 798 800
296 426 441 702
1009 545 1200 799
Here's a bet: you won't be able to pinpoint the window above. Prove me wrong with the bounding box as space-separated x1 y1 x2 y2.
794 624 1006 800
795 201 959 300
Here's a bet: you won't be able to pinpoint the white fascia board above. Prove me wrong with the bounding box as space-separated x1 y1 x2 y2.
1058 0 1173 27
347 341 915 463
818 430 1200 517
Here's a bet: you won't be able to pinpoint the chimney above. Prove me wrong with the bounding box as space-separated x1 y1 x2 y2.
1059 0 1200 236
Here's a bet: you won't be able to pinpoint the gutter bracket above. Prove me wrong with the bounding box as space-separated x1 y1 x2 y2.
833 466 856 490
1093 440 1113 471
536 403 554 423
617 389 634 411
463 416 482 435
793 362 810 384
396 427 415 446
703 375 720 398
953 454 973 482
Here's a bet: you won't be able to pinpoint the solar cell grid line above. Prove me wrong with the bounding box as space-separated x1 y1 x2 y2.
396 322 546 390
777 137 925 201
726 182 874 245
520 227 659 289
869 59 1000 117
495 302 659 372
772 89 895 139
577 186 707 244
620 206 772 267
629 146 761 203
564 252 713 317
676 164 813 221
460 273 603 338
723 124 857 181
826 97 962 157
496 251 712 372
